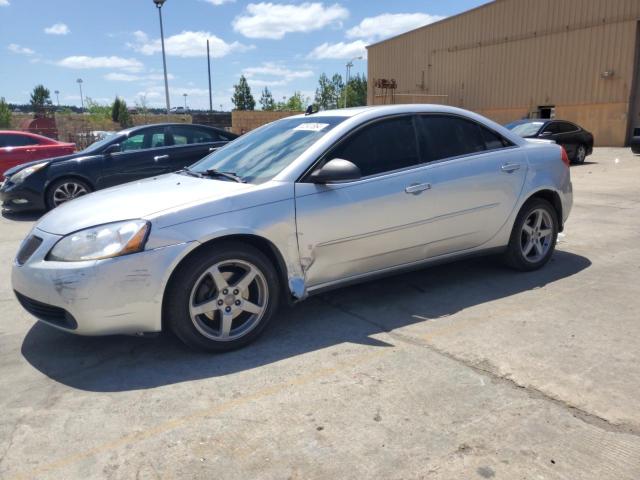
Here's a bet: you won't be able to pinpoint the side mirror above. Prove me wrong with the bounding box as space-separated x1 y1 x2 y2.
103 143 121 155
309 158 361 184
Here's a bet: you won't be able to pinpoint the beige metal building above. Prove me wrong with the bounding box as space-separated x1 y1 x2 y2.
367 0 640 146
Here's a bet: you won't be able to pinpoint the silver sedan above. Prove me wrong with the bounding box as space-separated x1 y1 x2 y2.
12 105 572 351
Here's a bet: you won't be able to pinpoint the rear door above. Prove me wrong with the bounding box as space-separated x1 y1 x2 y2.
0 133 38 174
164 125 228 172
412 114 528 253
99 126 171 188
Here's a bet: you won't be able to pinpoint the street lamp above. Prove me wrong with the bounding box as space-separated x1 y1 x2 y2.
344 56 363 108
54 90 60 107
183 93 188 110
76 78 84 112
153 0 171 115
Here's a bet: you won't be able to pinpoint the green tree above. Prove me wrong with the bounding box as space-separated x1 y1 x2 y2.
285 91 306 112
111 97 123 122
259 87 275 111
0 97 11 128
30 84 52 113
85 97 111 118
342 74 367 107
117 99 131 127
231 75 255 111
314 73 338 110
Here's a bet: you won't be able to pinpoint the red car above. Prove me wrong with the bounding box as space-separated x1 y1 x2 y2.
0 131 75 180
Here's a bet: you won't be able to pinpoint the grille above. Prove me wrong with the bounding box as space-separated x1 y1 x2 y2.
14 291 78 330
16 236 43 265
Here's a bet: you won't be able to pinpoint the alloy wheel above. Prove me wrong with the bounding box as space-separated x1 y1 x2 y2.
520 208 554 263
52 182 89 206
188 259 269 342
576 145 586 163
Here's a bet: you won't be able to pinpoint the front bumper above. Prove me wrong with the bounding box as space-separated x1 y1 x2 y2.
0 179 46 212
12 227 193 335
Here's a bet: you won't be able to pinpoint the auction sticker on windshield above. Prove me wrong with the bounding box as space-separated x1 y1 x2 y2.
293 123 330 132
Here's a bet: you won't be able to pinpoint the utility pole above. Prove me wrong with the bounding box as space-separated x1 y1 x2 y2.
76 79 84 112
207 39 213 112
153 0 171 115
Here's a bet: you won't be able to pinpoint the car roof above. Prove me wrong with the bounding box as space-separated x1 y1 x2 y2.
118 123 228 136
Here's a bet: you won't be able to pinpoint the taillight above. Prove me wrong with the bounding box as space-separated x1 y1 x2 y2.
560 147 570 167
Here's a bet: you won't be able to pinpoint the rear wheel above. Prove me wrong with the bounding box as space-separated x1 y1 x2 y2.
504 198 558 271
46 178 92 209
165 243 281 352
573 144 587 164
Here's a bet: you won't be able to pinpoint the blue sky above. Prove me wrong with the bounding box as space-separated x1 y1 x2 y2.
0 0 488 110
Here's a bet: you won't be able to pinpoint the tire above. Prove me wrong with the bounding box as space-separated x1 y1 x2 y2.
573 144 587 164
46 177 92 210
164 242 281 352
504 198 559 271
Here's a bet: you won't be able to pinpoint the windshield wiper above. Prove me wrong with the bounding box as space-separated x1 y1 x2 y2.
177 168 203 178
201 169 245 183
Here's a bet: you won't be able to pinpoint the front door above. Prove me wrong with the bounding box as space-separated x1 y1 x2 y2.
295 115 439 289
99 126 171 188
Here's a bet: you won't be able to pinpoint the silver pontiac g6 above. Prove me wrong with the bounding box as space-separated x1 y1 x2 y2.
12 105 572 351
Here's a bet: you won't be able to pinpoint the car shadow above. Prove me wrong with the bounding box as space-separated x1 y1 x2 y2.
21 250 591 392
1 210 43 222
571 160 597 167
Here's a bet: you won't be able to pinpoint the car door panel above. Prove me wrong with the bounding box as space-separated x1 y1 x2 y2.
295 169 440 287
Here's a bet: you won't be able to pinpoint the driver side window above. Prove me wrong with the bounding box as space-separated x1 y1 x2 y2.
120 133 145 152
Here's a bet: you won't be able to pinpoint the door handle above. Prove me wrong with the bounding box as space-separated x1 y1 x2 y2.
501 163 521 173
209 147 219 152
405 183 431 195
26 149 37 153
154 155 170 162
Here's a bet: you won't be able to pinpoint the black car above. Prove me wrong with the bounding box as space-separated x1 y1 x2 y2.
1 123 237 212
631 127 640 154
505 119 594 164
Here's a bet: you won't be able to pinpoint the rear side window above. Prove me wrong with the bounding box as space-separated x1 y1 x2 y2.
0 134 40 147
417 115 509 162
169 126 219 145
328 116 420 177
557 122 578 133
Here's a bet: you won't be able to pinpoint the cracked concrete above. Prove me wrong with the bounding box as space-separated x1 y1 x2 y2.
1 148 640 479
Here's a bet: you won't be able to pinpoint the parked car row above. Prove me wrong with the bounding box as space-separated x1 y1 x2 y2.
1 124 237 211
10 105 573 352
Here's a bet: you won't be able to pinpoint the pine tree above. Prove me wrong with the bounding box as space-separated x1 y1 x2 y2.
259 87 275 111
0 97 11 128
30 85 52 114
111 97 123 122
231 75 256 111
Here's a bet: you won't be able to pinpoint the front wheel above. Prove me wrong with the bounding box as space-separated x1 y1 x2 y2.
165 242 281 352
504 198 558 271
46 177 92 210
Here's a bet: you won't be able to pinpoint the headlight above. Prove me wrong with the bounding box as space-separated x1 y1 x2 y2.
47 220 150 262
10 162 49 184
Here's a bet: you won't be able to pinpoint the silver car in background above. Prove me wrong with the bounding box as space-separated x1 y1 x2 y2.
12 105 572 351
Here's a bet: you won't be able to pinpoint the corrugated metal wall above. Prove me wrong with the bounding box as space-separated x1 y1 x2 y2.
367 0 640 146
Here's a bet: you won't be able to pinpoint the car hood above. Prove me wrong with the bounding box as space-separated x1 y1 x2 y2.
36 173 254 235
3 152 91 176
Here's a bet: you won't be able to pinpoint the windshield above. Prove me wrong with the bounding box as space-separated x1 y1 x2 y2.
505 121 545 137
81 133 120 154
189 116 346 183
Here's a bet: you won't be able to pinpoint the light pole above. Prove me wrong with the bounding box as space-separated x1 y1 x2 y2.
153 0 171 115
76 78 84 112
183 93 188 110
54 90 60 107
344 56 362 108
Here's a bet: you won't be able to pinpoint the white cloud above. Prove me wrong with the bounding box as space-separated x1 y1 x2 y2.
44 23 70 35
104 72 174 82
129 30 252 58
346 13 443 42
202 0 235 4
307 40 367 60
242 62 313 87
233 2 348 40
7 43 35 55
0 0 9 6
57 56 144 72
